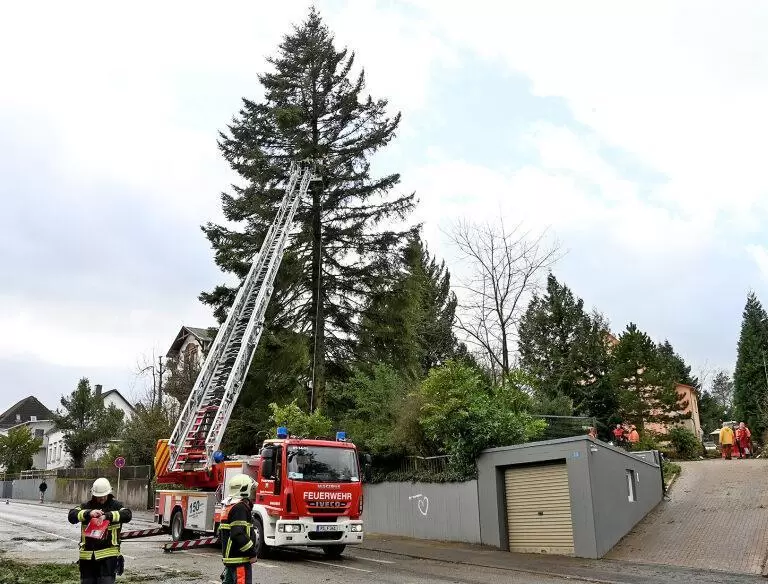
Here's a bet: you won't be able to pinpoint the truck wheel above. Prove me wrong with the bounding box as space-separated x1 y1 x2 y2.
170 509 188 542
254 516 269 558
322 545 346 559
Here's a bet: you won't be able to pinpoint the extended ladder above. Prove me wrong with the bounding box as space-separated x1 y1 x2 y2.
167 161 316 473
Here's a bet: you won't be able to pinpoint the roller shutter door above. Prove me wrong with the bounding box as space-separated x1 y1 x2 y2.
504 463 574 555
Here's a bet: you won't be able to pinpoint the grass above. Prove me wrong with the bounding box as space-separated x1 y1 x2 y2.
0 558 203 584
0 558 80 584
662 459 682 486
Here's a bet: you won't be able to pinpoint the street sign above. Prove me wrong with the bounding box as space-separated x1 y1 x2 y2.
114 456 126 469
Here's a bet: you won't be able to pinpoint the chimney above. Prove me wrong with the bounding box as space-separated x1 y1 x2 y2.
95 384 102 397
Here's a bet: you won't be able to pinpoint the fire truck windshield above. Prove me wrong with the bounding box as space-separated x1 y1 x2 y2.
286 446 359 482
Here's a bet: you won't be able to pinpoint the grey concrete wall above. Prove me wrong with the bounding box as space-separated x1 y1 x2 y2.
477 437 596 557
476 436 662 559
363 481 481 543
12 478 58 502
52 478 151 509
1 481 13 498
588 443 662 557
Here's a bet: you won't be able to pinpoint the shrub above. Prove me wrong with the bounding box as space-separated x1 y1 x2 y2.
667 426 701 459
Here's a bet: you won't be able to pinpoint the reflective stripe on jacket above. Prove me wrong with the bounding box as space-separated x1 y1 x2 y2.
219 500 256 565
68 496 132 561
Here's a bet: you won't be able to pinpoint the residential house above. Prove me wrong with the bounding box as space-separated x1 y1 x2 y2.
0 396 53 432
45 385 135 470
167 326 214 364
0 396 55 470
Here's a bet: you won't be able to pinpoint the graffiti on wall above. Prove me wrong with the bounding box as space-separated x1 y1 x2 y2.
408 493 429 516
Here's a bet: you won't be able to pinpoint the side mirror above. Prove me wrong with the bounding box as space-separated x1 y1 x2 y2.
260 448 276 479
363 454 372 466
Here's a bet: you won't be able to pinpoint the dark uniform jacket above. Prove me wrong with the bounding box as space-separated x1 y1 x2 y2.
68 495 132 561
219 499 257 565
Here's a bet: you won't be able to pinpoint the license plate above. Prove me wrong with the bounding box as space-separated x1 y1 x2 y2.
316 525 338 532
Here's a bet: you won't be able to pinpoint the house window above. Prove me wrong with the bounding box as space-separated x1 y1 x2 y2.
34 429 44 438
15 414 21 422
626 470 637 502
30 415 37 421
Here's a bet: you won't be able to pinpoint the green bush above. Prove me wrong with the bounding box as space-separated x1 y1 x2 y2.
418 361 546 473
630 432 659 452
667 426 701 459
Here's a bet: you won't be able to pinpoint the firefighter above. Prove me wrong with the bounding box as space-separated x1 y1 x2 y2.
68 477 132 584
219 473 258 584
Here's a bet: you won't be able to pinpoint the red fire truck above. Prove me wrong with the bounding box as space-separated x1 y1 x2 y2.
153 429 367 557
133 163 368 558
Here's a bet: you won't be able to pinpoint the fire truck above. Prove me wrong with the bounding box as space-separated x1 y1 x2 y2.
139 162 368 558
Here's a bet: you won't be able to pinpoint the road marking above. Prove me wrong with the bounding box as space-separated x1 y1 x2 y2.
305 559 372 573
349 555 396 564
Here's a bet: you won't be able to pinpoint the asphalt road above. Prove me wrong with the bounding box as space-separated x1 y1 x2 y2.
0 501 583 584
2 500 766 584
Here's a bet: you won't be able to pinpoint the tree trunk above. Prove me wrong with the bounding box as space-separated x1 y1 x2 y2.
310 176 325 411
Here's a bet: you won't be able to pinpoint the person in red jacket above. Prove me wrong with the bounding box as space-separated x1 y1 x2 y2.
737 422 752 458
612 423 625 446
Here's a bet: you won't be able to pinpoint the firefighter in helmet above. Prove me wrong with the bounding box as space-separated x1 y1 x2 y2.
68 477 132 584
219 473 258 584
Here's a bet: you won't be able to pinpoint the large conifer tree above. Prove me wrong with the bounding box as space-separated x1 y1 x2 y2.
357 234 458 378
518 274 615 421
201 9 415 408
611 323 685 429
733 292 768 434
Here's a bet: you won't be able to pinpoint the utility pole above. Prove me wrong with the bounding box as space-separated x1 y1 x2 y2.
157 356 165 407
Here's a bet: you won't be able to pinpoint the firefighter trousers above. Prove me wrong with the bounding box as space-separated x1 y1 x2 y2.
79 558 117 584
222 563 252 584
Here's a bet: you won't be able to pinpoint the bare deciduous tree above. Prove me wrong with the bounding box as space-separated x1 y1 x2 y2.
448 219 560 381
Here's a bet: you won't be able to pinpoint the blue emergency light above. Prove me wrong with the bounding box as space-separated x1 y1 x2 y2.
336 431 347 442
213 450 226 463
277 426 289 439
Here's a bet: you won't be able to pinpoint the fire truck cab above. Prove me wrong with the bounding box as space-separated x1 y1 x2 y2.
253 429 365 557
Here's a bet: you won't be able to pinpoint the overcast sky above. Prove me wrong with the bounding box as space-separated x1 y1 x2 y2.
2 0 767 411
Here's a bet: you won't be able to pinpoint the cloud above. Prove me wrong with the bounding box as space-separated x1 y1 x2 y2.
747 245 768 283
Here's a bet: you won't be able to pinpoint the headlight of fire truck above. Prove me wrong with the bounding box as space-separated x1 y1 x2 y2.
278 523 303 533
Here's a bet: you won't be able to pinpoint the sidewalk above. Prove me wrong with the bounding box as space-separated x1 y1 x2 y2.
359 534 765 584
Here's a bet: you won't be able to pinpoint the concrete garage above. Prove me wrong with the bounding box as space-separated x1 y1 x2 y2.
477 436 662 559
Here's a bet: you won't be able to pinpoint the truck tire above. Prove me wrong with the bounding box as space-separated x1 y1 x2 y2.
322 544 346 559
254 516 269 558
170 509 189 542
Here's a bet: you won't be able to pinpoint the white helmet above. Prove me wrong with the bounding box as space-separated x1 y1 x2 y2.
91 477 112 497
227 474 255 500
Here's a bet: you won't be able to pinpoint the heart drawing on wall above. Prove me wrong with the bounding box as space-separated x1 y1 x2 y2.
408 493 429 516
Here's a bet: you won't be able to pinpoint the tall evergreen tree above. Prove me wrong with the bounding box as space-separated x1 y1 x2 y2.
518 275 615 422
733 292 768 434
201 8 415 409
357 235 457 378
657 340 698 388
710 369 734 412
611 323 685 429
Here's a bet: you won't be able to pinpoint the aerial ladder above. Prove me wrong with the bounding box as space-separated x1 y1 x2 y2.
166 161 317 474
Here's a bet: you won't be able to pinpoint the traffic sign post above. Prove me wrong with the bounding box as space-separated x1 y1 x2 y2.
114 457 126 499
